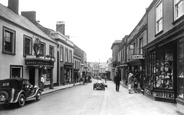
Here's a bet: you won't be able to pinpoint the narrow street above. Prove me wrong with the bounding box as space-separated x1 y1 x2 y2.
0 79 182 115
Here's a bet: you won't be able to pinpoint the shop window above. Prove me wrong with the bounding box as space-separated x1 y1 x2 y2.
10 65 23 78
156 1 163 34
2 27 16 55
178 38 184 99
24 35 32 56
155 49 173 89
174 0 184 20
46 69 51 81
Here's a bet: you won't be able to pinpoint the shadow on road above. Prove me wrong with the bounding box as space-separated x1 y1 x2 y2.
0 100 37 110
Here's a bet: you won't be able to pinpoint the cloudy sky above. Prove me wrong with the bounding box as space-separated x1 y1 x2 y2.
0 0 153 62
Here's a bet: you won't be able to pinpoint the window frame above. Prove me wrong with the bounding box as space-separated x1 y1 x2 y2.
23 35 32 56
10 65 23 78
60 46 64 62
174 0 184 20
139 38 143 55
156 1 163 34
69 50 72 63
49 45 54 58
39 42 46 56
2 26 16 55
65 48 68 62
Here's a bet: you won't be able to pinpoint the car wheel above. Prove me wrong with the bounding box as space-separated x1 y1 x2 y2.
36 90 41 101
18 94 25 107
0 91 9 100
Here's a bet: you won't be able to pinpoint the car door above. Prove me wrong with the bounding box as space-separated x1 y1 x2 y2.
23 80 32 97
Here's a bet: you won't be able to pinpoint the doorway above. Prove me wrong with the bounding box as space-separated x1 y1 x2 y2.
29 67 35 86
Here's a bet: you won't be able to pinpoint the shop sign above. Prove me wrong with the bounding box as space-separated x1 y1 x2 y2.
132 55 144 60
25 60 53 66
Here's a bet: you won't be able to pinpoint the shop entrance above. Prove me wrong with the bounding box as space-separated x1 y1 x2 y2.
29 67 35 86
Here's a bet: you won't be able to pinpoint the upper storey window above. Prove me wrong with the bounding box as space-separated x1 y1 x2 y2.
175 0 184 20
3 27 16 55
156 1 163 34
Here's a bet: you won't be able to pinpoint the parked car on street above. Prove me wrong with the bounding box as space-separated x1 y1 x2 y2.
0 78 42 107
93 76 107 90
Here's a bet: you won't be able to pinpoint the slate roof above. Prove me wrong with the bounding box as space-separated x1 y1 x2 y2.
0 3 56 43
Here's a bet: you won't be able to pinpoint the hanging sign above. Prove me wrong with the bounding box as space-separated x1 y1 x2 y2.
132 55 144 60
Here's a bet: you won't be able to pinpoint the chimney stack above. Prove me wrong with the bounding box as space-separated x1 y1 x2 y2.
21 11 36 23
8 0 19 14
56 21 65 35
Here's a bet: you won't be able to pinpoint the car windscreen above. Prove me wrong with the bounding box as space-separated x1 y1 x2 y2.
0 80 21 89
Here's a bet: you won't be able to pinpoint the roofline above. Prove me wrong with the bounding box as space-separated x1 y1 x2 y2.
0 15 57 45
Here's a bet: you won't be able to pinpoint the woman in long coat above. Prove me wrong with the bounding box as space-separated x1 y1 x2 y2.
128 71 133 94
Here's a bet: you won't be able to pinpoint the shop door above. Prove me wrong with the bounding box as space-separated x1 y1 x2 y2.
29 67 35 86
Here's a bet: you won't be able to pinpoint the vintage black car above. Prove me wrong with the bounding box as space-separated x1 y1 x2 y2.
93 77 107 90
0 78 42 107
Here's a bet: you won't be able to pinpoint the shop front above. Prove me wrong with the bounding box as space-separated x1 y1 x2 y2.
25 56 55 89
126 55 145 89
64 62 74 84
176 37 184 113
144 41 177 103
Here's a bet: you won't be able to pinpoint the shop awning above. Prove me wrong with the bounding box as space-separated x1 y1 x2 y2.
125 59 144 66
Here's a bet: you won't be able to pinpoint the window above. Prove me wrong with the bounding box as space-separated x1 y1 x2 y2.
139 38 143 54
156 1 163 33
60 46 63 61
24 35 32 56
133 43 136 55
10 65 23 78
65 48 68 62
39 43 45 56
69 50 72 63
175 0 184 19
3 27 16 54
46 69 51 81
49 45 54 58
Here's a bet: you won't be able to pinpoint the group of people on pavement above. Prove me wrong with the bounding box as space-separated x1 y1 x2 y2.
114 69 144 94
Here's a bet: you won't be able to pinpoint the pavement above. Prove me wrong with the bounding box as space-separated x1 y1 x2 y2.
101 80 184 115
42 82 82 95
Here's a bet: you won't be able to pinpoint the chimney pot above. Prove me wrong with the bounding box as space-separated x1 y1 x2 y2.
56 21 65 35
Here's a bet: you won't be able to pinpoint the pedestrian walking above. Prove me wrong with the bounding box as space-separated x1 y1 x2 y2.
40 75 45 91
133 77 138 93
114 71 121 92
128 71 133 94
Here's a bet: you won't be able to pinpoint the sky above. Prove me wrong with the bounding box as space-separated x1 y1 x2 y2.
0 0 153 62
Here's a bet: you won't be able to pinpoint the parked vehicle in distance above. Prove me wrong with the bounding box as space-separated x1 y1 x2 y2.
93 76 107 90
0 78 41 107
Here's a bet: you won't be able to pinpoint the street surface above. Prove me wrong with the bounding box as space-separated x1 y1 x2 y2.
0 79 182 115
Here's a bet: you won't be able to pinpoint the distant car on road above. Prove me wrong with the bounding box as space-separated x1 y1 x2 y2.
0 78 41 107
93 76 107 90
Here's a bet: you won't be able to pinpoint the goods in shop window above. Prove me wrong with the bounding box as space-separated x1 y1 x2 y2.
179 72 184 78
165 75 170 79
165 51 173 61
